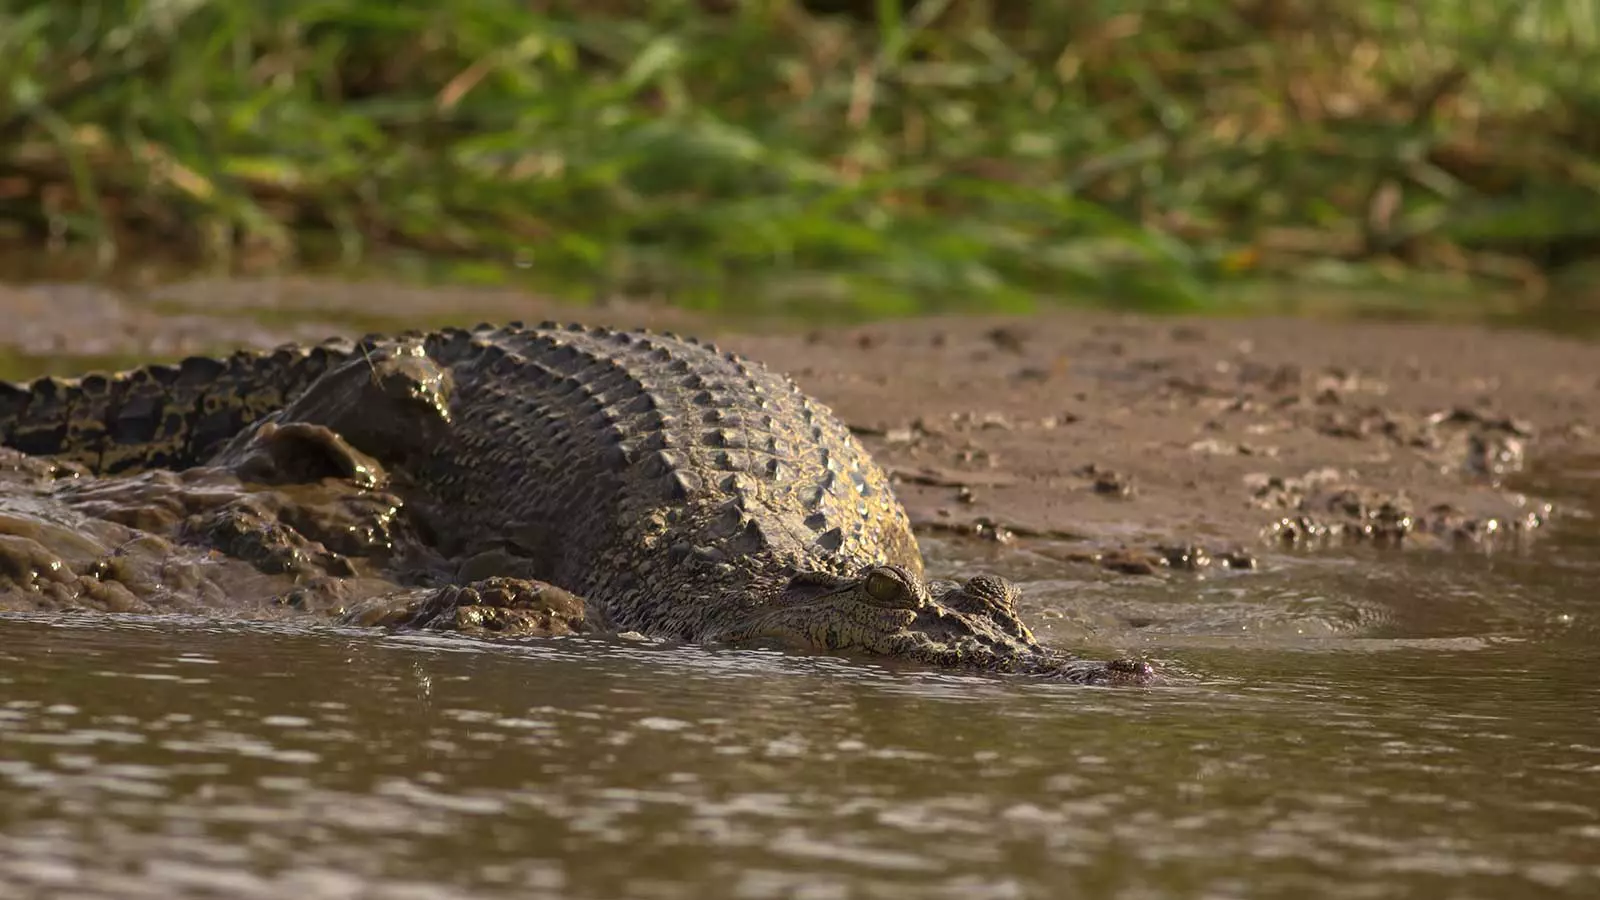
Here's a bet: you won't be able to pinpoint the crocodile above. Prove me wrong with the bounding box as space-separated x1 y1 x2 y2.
0 322 1153 684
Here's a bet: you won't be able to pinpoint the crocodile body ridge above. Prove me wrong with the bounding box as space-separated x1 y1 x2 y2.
0 322 1150 684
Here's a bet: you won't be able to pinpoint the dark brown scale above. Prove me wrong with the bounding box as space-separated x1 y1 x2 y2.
0 342 359 474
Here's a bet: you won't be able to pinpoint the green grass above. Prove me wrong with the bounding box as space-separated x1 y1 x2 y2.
1 0 1598 318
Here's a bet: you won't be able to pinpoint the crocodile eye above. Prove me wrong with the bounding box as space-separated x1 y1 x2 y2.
862 567 919 609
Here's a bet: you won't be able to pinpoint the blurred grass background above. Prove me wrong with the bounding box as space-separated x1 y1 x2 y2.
0 0 1597 319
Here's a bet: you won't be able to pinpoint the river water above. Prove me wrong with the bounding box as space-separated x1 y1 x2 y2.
2 458 1597 899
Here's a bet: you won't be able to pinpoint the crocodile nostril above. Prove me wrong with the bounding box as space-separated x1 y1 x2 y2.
963 573 1014 599
1105 658 1156 683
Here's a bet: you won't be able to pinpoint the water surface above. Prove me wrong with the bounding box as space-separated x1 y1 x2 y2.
2 459 1597 899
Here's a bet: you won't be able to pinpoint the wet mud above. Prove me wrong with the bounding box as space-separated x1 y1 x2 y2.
0 444 408 617
1 278 1597 623
729 315 1596 568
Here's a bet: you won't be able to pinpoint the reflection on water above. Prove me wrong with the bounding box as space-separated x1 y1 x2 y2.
0 458 1597 899
2 629 1597 898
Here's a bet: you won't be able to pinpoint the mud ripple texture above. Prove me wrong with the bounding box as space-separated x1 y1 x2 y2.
1 279 1595 652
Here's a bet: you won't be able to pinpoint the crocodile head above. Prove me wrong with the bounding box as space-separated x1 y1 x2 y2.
719 564 1155 685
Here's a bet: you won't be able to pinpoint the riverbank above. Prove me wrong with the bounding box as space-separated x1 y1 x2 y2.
4 276 1596 572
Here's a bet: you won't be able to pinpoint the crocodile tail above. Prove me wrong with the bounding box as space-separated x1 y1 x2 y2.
0 339 362 474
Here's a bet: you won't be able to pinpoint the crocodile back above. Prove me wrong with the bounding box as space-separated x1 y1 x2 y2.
0 342 359 474
414 323 923 632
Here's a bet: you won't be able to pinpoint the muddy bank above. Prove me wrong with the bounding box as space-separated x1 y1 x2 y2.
730 314 1599 567
3 277 1598 572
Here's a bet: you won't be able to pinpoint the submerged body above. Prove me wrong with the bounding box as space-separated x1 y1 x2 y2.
1 322 1149 683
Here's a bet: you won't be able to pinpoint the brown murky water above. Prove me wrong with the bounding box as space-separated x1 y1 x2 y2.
3 458 1597 900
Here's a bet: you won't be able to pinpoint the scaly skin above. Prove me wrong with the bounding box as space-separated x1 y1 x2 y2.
2 322 1153 684
0 339 361 474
